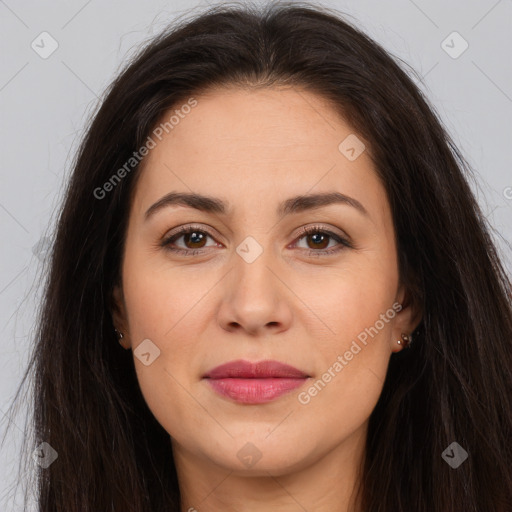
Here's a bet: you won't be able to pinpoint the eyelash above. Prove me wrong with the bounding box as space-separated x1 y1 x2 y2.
160 224 352 257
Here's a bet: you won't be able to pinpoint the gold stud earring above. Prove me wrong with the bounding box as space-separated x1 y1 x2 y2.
397 333 413 348
114 329 124 346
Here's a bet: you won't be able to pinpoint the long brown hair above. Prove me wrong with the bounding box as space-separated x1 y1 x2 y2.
5 1 512 510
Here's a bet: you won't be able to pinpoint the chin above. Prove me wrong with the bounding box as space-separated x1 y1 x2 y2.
197 435 315 476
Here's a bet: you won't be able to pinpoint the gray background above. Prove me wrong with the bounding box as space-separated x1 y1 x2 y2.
1 0 511 509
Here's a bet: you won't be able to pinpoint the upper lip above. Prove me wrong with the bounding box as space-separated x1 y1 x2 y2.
203 359 310 379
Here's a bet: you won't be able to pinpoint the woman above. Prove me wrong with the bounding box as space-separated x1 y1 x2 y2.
8 1 512 510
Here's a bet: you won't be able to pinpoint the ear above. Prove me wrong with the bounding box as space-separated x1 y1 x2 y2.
389 284 423 353
110 284 130 349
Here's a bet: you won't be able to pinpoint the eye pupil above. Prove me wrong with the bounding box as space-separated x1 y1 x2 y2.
185 231 206 248
308 233 329 249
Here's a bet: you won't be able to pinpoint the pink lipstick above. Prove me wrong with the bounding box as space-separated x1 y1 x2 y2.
203 359 310 404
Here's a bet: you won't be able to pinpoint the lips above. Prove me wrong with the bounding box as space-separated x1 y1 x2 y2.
203 359 309 379
203 359 310 404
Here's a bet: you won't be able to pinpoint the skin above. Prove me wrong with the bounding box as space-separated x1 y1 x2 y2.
112 85 421 512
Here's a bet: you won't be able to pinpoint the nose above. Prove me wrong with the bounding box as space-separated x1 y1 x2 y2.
217 242 293 336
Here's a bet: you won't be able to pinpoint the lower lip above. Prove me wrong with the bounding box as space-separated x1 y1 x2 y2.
205 377 308 404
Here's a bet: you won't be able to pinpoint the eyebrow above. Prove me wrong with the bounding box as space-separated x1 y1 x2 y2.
144 191 369 221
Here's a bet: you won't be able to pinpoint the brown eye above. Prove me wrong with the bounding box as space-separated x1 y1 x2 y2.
180 231 208 249
304 232 330 250
161 226 219 254
293 226 351 256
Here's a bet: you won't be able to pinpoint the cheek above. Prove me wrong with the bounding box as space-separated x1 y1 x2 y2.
295 250 398 419
121 262 208 439
120 246 218 421
297 245 398 351
296 297 395 437
122 248 210 341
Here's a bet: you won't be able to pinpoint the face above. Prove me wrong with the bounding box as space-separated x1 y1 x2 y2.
112 86 419 479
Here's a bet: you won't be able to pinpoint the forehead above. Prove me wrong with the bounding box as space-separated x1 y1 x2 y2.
153 85 360 156
132 86 385 220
